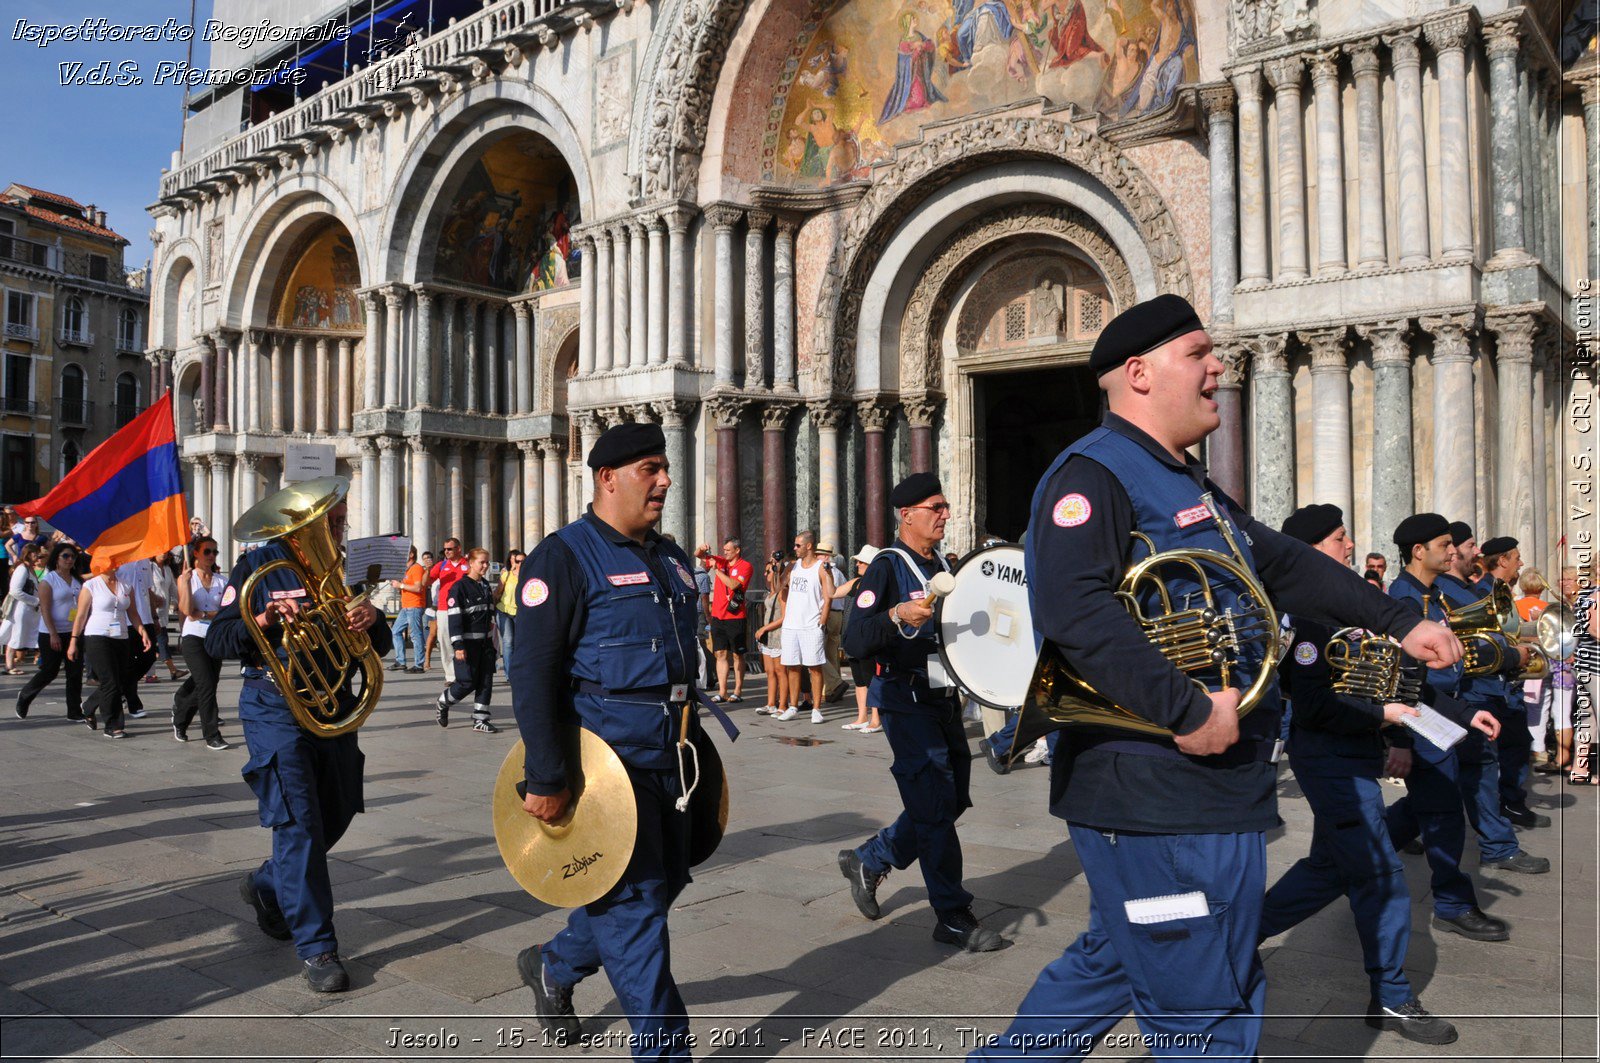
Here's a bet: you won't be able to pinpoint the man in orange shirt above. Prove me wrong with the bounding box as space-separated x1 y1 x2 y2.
389 547 428 673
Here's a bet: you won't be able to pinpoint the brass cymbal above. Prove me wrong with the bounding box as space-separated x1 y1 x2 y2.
687 728 730 868
492 730 637 908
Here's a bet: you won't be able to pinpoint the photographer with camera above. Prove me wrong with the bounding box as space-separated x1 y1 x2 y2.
696 538 753 703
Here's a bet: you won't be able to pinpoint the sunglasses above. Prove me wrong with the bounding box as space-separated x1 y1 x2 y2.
198 548 217 556
905 503 952 514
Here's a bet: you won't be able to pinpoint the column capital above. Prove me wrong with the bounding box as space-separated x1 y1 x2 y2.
628 402 657 424
1347 40 1381 78
375 433 402 452
356 437 379 458
745 209 773 232
1383 27 1422 68
239 453 260 472
652 398 697 427
1301 327 1351 371
1423 11 1472 54
807 399 848 429
597 405 626 428
511 300 532 322
1309 47 1342 85
1419 313 1476 361
704 203 746 231
1243 332 1289 375
902 396 942 428
1356 319 1413 364
1215 341 1247 389
705 393 749 429
774 215 801 238
1486 312 1539 362
857 398 895 432
407 432 428 451
1229 64 1262 102
537 438 567 460
1198 82 1236 120
210 452 235 470
1581 75 1600 108
759 401 796 432
381 283 406 307
1482 18 1522 61
516 439 539 456
210 328 240 349
1264 54 1305 92
410 284 434 305
663 205 698 233
192 453 211 471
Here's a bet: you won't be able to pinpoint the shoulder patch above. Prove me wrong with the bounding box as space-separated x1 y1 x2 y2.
521 579 550 608
856 589 877 609
1052 493 1092 528
1293 641 1319 666
220 585 237 607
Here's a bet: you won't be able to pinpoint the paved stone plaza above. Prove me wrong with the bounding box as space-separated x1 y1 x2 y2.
0 667 1593 1062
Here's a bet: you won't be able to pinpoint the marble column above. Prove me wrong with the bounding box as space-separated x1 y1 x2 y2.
519 440 544 547
357 440 378 538
212 333 232 431
577 412 603 501
745 211 770 389
540 439 565 540
656 400 695 547
237 454 260 518
859 400 893 547
514 303 533 414
1266 56 1309 281
709 206 742 386
905 397 939 474
483 304 501 415
1233 66 1270 286
197 339 213 430
440 295 458 409
577 235 597 375
1489 314 1538 549
360 293 381 412
760 403 793 563
473 447 494 554
1427 14 1473 259
1385 29 1430 265
337 338 353 432
1310 49 1347 276
377 435 402 536
611 225 631 373
314 338 331 435
628 221 648 369
463 300 480 414
1517 67 1540 264
190 456 210 536
1424 314 1478 523
646 216 667 365
708 395 746 542
1202 85 1238 321
445 443 466 541
410 435 433 564
210 454 234 560
382 286 404 408
773 219 799 390
503 446 523 551
666 210 692 366
246 332 265 432
1530 337 1550 560
1583 79 1600 282
1247 334 1294 526
1349 42 1387 269
593 229 613 372
1483 20 1529 266
810 401 845 554
1357 321 1414 549
291 338 309 434
1304 327 1353 517
1211 342 1246 501
412 287 434 408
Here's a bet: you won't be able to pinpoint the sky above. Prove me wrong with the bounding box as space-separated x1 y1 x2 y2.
1 0 218 271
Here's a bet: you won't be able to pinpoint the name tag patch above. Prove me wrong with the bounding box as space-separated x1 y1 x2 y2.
908 590 927 601
521 579 550 608
268 588 307 600
607 572 651 586
1174 504 1211 529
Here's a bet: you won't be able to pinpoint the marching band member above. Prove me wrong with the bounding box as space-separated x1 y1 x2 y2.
1478 536 1549 828
973 296 1459 1060
435 546 500 733
1260 504 1494 1044
837 471 1006 953
206 497 391 993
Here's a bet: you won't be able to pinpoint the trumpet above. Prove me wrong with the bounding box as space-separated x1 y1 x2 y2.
1444 579 1518 677
231 476 383 738
1326 629 1423 704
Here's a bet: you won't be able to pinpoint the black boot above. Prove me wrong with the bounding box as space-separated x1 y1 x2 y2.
932 907 1006 952
1365 998 1458 1044
1432 907 1509 942
518 945 580 1046
239 873 291 940
837 848 887 920
302 952 349 993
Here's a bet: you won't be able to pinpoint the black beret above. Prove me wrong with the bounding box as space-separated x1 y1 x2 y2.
586 422 667 470
1089 294 1205 376
1447 520 1474 546
1480 536 1518 556
889 472 942 509
1394 513 1450 551
1281 503 1344 545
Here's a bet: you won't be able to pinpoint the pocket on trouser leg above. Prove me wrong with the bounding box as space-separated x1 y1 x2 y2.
242 752 294 829
1129 906 1248 1014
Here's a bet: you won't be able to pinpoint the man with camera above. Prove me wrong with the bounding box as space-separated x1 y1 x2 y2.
696 538 753 703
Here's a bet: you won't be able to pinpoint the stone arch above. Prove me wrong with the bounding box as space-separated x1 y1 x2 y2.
173 358 203 438
381 83 594 284
535 304 581 414
225 181 368 331
155 247 201 351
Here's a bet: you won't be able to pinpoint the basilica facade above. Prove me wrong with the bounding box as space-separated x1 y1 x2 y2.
148 0 1598 581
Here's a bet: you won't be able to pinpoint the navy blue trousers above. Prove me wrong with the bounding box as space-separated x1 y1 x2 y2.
1491 694 1532 808
442 642 495 720
856 693 974 915
543 768 693 1062
1261 753 1412 1007
238 690 363 961
972 828 1266 1060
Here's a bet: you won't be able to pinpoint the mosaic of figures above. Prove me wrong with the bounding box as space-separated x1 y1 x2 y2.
434 133 582 294
275 222 363 331
765 0 1197 184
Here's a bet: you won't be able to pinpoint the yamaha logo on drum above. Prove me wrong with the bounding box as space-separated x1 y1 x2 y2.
981 560 1027 587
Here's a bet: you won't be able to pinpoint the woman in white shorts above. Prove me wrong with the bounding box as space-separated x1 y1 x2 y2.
754 557 791 716
779 533 832 723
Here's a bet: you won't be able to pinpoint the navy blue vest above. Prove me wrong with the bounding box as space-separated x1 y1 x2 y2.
1027 426 1282 742
1435 573 1513 704
1387 572 1463 698
868 546 953 713
555 517 701 769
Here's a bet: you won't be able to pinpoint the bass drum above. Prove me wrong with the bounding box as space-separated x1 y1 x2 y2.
935 543 1037 712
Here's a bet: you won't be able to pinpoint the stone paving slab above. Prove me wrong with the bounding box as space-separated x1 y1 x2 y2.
1 667 1594 1061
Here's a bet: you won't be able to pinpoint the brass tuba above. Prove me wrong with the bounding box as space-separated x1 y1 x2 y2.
1326 629 1424 704
1444 579 1518 677
1016 493 1284 745
231 476 383 737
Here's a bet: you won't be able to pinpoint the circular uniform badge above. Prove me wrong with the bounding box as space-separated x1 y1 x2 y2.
856 590 877 609
1052 493 1092 528
1293 641 1319 666
672 558 697 590
220 586 237 607
521 578 550 609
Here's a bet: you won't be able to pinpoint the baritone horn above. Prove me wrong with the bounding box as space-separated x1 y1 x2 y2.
1017 493 1284 742
1326 629 1424 704
231 476 383 737
1444 579 1518 677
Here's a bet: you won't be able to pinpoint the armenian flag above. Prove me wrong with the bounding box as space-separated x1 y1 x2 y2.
17 393 187 574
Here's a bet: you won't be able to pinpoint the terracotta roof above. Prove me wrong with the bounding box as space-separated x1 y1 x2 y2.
7 202 127 244
8 184 84 211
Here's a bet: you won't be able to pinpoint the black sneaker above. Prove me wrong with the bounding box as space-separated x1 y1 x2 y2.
978 739 1010 776
837 848 887 920
517 945 580 1045
1502 804 1552 829
238 873 292 941
472 719 499 734
1365 998 1458 1044
435 693 450 728
127 707 147 719
302 952 349 993
14 697 28 719
206 737 231 751
1483 851 1550 875
932 907 1006 952
104 730 126 740
173 723 189 742
1432 907 1509 942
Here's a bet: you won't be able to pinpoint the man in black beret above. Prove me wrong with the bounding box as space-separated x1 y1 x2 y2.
977 296 1463 1061
509 421 731 1057
1476 536 1549 828
838 473 1005 953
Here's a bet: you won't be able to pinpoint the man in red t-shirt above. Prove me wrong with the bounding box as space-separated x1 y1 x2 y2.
696 537 753 703
426 538 469 672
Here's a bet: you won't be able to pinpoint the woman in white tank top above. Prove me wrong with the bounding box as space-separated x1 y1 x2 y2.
68 566 151 738
14 542 84 720
172 537 229 747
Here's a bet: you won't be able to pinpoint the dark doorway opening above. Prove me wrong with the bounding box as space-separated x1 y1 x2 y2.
976 364 1101 543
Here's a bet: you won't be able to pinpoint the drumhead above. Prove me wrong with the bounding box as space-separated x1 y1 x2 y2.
936 543 1036 709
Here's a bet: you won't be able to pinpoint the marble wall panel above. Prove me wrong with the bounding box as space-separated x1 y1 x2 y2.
1123 137 1212 311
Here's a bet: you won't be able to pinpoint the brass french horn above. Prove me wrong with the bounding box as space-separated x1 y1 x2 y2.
1444 579 1519 677
1326 629 1424 704
231 476 383 737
